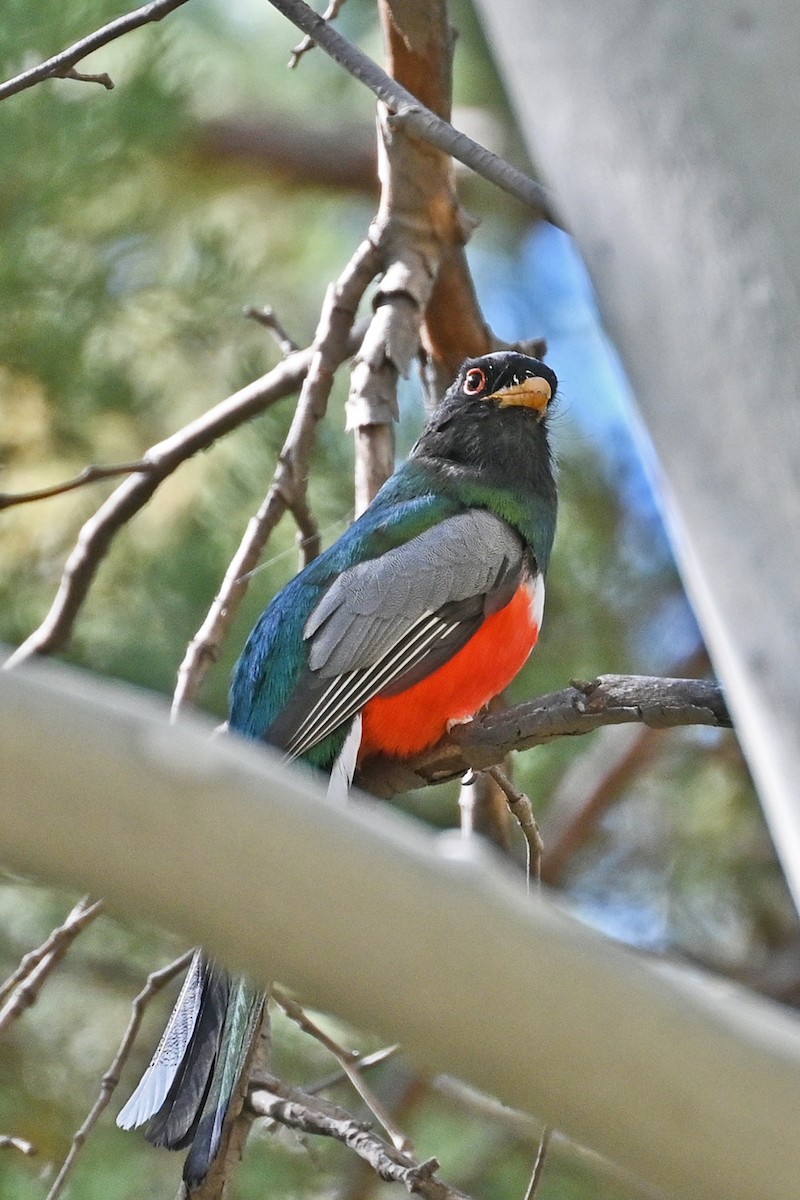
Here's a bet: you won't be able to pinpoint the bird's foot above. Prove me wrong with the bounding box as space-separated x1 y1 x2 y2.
446 715 474 734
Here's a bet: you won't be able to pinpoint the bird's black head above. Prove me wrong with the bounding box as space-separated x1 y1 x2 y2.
412 351 558 475
409 351 558 563
452 352 557 419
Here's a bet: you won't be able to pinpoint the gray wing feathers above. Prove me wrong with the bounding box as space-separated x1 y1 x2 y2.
305 510 524 677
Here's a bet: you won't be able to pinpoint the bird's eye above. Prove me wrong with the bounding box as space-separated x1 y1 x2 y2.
463 367 486 396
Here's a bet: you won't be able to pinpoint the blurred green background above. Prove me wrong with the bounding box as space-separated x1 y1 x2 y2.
1 2 796 1197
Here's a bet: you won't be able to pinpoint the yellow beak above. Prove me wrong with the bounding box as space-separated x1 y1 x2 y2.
493 375 553 413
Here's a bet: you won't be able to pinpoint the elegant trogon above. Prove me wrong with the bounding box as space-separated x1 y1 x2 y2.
117 350 558 1183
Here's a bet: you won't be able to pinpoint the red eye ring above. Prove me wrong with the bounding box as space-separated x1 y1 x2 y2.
463 367 486 396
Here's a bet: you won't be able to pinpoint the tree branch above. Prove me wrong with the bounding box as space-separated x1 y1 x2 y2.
357 675 732 796
249 1075 471 1200
0 462 152 511
288 0 347 69
0 1136 36 1156
483 765 544 886
171 244 380 716
2 657 797 1200
3 329 365 670
46 950 195 1200
0 0 192 102
0 897 104 1035
266 0 558 223
272 987 411 1152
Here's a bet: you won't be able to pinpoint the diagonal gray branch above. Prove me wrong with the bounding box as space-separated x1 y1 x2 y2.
266 0 558 222
1 0 557 221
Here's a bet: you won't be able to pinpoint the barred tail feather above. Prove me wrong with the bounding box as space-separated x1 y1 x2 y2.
117 950 213 1133
144 964 231 1150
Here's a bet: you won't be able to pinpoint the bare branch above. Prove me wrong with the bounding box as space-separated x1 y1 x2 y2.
357 675 732 796
266 0 558 223
484 765 544 885
45 950 195 1200
0 0 192 102
0 1135 36 1155
524 1128 552 1200
305 1044 401 1096
353 424 395 516
242 305 299 355
171 246 380 716
0 897 104 1035
4 333 364 670
0 462 152 512
288 0 347 68
249 1075 472 1200
348 1 462 512
272 987 411 1152
58 68 115 90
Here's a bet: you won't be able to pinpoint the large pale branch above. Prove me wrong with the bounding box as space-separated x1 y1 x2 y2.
357 675 732 796
1 655 799 1200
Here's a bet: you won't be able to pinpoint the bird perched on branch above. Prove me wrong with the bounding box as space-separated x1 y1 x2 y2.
117 350 558 1185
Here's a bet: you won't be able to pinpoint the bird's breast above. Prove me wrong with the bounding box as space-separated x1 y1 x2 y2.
359 574 544 760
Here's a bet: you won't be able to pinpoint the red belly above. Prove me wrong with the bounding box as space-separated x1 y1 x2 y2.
359 582 540 759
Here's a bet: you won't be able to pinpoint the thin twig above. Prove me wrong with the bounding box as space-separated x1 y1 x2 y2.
484 766 543 888
289 0 347 68
0 896 101 1006
0 1135 36 1155
4 330 365 670
267 0 558 223
304 1043 401 1096
0 0 192 102
0 462 151 511
243 306 299 355
0 898 104 1034
250 1074 471 1200
170 244 380 717
523 1127 551 1200
58 67 115 89
539 648 711 885
272 987 411 1153
357 675 733 797
45 949 195 1200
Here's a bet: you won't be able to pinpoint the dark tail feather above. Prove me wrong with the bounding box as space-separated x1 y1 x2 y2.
118 952 264 1186
182 979 265 1187
144 962 231 1149
117 949 219 1136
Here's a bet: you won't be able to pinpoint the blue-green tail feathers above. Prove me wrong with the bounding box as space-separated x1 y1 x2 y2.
116 953 264 1185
